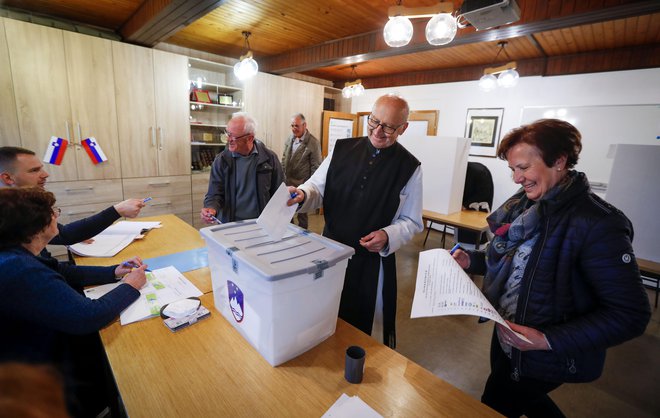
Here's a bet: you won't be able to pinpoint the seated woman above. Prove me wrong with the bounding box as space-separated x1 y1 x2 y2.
452 119 651 417
0 187 148 416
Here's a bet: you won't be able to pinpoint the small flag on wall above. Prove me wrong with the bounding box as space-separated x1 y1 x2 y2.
43 136 68 165
82 137 108 164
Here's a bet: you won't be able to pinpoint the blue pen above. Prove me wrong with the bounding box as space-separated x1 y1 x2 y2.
210 214 222 224
122 261 151 272
290 192 298 199
143 197 153 203
449 243 462 255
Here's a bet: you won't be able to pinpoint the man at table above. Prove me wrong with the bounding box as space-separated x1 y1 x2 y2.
0 146 145 251
201 112 283 223
281 113 322 229
288 94 423 348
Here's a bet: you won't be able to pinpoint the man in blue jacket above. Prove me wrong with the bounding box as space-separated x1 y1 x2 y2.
201 112 283 223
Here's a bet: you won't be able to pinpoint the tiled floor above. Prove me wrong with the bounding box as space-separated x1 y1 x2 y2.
306 214 660 418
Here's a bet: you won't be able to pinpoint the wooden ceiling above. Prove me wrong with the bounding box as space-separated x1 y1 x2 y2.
3 0 660 89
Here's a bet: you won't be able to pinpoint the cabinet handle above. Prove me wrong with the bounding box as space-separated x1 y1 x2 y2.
158 127 163 151
66 210 96 216
150 127 156 147
151 201 171 207
147 181 171 187
76 122 83 146
64 186 94 192
65 121 72 144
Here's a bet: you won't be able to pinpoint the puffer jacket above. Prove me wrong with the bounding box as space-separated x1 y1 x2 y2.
203 140 283 223
468 172 651 383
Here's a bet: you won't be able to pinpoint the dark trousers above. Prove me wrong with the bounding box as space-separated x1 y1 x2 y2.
482 331 566 418
293 212 308 229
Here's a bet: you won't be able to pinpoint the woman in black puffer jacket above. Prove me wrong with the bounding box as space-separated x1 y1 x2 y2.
452 119 651 418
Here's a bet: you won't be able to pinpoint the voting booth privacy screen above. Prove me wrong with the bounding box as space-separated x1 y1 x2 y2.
201 221 354 366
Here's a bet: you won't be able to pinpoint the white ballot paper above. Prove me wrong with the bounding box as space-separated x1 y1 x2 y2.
322 393 382 418
411 249 531 343
69 221 161 257
84 266 202 325
256 182 297 241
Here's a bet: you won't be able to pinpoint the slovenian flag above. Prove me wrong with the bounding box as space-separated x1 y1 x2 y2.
43 136 68 165
81 137 108 165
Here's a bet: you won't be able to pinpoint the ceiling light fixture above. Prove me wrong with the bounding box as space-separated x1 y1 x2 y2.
479 41 519 91
342 65 365 99
233 31 258 81
384 1 457 48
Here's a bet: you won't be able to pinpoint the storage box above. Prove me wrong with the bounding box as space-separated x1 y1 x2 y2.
200 221 354 366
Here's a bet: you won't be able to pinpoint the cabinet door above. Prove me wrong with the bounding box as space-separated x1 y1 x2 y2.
243 72 272 143
0 18 20 146
4 19 77 181
153 50 190 176
113 42 157 178
64 31 121 180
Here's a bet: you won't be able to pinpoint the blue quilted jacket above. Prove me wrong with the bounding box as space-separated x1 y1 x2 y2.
468 172 651 383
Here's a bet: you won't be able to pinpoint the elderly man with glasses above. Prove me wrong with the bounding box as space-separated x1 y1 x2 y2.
201 112 283 224
288 94 423 348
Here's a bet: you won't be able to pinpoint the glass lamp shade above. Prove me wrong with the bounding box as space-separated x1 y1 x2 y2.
353 83 365 96
342 85 352 98
383 16 413 47
478 74 497 92
425 13 457 46
233 56 259 81
497 68 519 88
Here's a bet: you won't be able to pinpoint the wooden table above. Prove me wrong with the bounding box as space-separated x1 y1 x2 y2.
81 215 500 417
76 214 212 294
422 209 490 249
638 258 660 308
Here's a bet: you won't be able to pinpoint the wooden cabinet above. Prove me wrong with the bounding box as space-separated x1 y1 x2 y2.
122 176 192 222
113 44 190 178
188 58 243 172
4 18 121 181
244 72 324 159
0 18 20 146
191 172 211 229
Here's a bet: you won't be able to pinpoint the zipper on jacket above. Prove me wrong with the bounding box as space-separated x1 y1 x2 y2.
567 358 576 374
513 218 551 377
510 367 520 382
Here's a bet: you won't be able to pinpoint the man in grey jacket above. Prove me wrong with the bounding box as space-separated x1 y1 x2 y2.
281 113 322 229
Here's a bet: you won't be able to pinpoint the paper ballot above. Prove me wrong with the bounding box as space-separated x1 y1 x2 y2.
322 394 382 418
69 221 161 257
84 266 202 325
411 249 531 343
256 182 298 241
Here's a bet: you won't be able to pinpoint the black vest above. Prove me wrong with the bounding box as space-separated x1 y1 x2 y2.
323 137 420 254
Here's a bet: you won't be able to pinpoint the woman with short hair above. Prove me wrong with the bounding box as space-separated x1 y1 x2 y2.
452 119 651 417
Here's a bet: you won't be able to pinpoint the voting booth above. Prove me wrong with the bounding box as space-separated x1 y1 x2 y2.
201 221 354 366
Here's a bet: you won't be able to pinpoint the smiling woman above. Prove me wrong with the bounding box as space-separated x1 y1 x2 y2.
450 119 651 417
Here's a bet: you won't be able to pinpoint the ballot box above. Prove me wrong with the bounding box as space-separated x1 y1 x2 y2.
201 221 355 366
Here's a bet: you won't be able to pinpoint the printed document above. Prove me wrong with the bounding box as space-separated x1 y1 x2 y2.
256 182 297 241
69 221 161 257
84 266 202 325
322 394 382 418
411 249 530 342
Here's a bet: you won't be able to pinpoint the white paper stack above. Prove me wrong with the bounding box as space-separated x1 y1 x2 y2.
69 221 161 257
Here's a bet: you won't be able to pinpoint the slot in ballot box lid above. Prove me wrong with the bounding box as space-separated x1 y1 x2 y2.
200 220 355 281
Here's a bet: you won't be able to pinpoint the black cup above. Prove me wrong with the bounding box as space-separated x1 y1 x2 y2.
344 345 366 384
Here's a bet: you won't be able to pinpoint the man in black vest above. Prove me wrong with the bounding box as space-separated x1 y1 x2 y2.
288 94 423 348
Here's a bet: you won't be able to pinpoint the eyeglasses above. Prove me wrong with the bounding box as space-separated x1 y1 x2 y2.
52 207 61 217
226 132 252 141
367 116 405 135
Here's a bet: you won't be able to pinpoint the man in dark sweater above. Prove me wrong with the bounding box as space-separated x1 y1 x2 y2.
0 146 145 248
289 94 423 348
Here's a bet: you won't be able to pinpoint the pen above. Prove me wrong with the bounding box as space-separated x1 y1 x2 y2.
290 192 298 199
122 261 151 272
210 214 222 224
449 243 461 255
143 197 153 203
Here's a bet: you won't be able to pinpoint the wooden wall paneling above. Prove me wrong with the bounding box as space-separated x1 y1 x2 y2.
112 41 158 178
4 18 78 181
153 49 191 176
0 18 20 146
63 31 122 180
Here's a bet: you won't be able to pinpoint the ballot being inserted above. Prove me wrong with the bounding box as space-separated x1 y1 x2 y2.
256 182 298 241
84 266 202 325
411 248 531 343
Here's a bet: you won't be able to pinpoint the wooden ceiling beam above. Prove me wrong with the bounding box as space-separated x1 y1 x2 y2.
261 0 660 75
120 0 226 46
353 43 660 90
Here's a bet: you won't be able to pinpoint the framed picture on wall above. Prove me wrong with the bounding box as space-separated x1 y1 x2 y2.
464 108 504 157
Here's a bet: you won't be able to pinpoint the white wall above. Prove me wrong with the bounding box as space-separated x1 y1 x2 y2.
351 68 660 208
